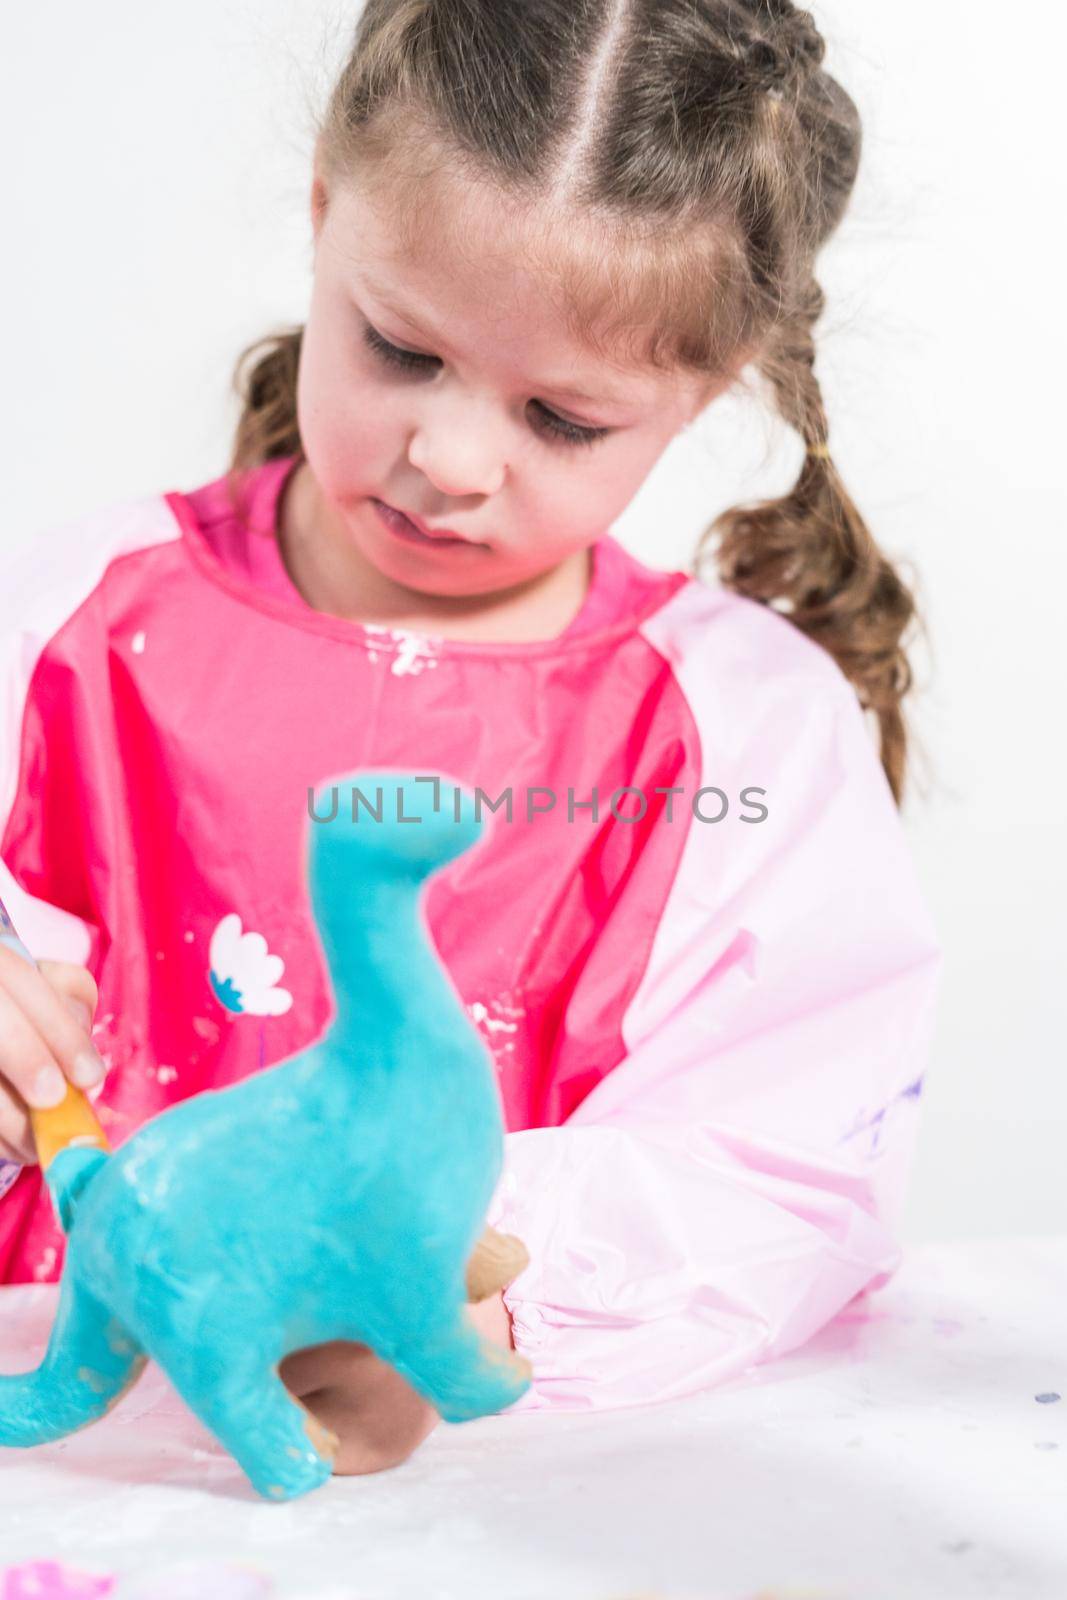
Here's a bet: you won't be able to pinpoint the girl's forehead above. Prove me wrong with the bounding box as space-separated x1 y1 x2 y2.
327 164 687 383
336 165 592 302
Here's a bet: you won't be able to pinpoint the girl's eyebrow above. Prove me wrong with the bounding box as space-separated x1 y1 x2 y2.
359 276 639 411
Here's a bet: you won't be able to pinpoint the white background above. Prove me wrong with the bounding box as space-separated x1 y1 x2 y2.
1 3 1063 1244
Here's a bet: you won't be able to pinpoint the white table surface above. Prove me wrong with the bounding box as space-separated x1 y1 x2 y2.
1 1236 1064 1600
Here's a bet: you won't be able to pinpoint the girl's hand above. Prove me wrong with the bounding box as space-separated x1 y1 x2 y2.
0 953 105 1166
278 1290 516 1476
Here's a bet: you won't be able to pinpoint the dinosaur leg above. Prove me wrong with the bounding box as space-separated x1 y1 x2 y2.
0 1272 147 1447
391 1307 533 1425
162 1347 340 1503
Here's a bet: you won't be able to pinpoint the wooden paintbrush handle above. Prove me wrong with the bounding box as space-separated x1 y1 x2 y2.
29 1088 110 1172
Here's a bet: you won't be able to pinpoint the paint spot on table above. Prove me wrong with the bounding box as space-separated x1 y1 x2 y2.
0 1560 115 1597
1035 1391 1061 1403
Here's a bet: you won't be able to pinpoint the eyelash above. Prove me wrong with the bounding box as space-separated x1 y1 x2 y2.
361 322 611 449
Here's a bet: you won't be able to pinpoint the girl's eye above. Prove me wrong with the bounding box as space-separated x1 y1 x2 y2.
363 322 435 375
532 408 611 449
361 322 611 449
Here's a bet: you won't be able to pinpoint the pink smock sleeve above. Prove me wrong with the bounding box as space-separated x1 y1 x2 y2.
0 514 132 1222
487 679 943 1413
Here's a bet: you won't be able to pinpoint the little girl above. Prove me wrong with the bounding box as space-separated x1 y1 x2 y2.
0 0 941 1467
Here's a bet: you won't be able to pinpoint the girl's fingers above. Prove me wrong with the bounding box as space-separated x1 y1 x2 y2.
0 1087 37 1165
0 948 105 1108
36 960 99 1027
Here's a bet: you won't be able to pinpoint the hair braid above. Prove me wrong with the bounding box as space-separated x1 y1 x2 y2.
703 274 920 803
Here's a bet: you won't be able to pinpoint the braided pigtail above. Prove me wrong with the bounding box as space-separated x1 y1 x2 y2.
701 276 922 804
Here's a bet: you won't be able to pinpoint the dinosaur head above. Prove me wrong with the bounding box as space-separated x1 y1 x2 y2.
306 770 485 897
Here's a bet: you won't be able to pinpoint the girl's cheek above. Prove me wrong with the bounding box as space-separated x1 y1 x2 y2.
553 480 589 517
303 353 375 455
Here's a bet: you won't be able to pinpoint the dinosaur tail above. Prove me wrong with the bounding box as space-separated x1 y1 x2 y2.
0 1268 146 1447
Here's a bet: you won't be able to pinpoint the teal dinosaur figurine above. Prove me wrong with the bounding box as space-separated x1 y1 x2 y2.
0 771 533 1500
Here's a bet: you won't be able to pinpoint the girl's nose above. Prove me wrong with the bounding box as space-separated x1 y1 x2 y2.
407 410 507 499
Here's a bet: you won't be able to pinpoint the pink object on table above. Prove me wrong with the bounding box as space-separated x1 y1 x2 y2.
0 1564 115 1599
0 1565 275 1600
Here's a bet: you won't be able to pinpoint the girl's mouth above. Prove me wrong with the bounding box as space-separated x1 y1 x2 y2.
372 500 483 549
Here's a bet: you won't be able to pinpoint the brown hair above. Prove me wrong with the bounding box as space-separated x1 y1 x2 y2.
229 0 926 805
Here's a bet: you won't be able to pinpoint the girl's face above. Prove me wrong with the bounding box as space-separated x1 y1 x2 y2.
295 167 732 608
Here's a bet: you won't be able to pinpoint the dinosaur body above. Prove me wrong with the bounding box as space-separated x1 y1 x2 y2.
0 772 532 1500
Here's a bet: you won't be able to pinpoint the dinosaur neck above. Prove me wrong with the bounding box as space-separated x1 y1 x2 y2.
316 875 458 1046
